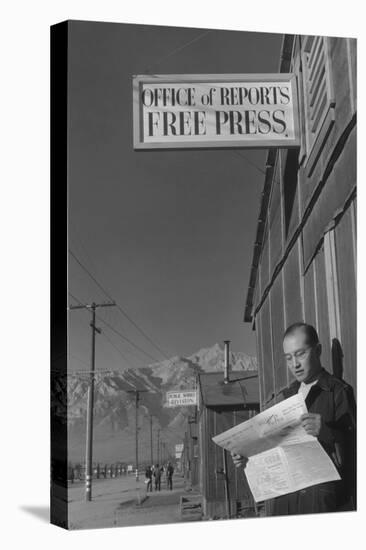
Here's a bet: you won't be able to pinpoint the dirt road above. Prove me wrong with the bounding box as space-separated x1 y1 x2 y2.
67 474 201 529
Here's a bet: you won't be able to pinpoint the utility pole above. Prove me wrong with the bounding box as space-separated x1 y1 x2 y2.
150 415 154 465
69 300 116 501
127 388 148 481
157 428 160 465
224 340 231 384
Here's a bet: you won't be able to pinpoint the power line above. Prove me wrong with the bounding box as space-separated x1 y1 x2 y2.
144 29 213 74
69 309 135 369
69 291 83 305
99 330 134 369
69 292 161 364
231 150 267 176
52 368 116 378
97 316 160 363
69 249 170 360
69 219 102 281
68 292 114 311
68 369 115 377
140 30 265 181
69 251 113 301
69 295 128 365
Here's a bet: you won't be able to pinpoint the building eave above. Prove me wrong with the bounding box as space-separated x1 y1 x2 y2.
243 34 295 323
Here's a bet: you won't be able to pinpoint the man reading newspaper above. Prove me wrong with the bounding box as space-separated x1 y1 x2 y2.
232 323 356 515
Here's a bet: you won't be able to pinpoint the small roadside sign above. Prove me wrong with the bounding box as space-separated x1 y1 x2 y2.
166 390 197 407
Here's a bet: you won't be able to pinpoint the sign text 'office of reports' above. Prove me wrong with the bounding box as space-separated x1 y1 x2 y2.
133 74 300 150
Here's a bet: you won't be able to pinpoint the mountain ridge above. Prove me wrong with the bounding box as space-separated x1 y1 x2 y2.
63 343 257 463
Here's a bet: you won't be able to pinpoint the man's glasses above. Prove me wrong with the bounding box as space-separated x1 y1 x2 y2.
284 346 314 364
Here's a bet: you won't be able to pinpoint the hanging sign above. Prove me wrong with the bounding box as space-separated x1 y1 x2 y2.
133 73 300 150
166 390 197 407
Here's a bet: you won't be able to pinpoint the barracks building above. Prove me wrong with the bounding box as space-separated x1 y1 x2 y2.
244 34 356 410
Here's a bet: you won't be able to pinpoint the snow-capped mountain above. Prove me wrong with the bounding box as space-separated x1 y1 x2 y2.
53 343 256 463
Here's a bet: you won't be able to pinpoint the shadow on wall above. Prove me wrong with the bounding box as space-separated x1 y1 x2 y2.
331 338 344 380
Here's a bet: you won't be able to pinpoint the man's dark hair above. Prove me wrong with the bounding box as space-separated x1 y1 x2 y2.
283 322 319 346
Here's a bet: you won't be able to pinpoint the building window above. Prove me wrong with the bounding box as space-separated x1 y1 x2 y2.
301 35 336 175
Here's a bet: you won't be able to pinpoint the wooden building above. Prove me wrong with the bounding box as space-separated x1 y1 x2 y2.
244 35 356 409
196 371 260 519
181 415 199 488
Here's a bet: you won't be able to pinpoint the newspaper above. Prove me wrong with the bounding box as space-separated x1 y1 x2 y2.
212 393 340 502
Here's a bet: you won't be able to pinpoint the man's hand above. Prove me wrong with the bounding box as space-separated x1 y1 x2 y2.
301 413 322 437
231 452 248 469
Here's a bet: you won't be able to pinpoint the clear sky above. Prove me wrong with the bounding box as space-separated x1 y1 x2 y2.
67 21 283 372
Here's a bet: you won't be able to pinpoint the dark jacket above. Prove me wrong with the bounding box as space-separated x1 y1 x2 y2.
153 467 163 479
270 368 356 516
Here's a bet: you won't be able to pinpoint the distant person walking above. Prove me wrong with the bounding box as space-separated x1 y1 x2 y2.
154 464 163 491
166 462 174 491
145 465 153 492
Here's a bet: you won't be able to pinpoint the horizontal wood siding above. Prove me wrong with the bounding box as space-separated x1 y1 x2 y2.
329 38 353 122
301 36 336 179
300 37 355 212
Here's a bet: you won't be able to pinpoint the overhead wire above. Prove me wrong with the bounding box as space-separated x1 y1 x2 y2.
68 23 264 365
68 291 88 307
99 330 134 369
144 29 213 74
68 292 161 364
69 249 171 360
97 316 160 363
68 292 150 380
140 28 267 181
231 150 267 176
